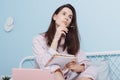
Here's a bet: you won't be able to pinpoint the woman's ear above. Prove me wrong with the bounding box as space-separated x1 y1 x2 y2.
53 14 57 20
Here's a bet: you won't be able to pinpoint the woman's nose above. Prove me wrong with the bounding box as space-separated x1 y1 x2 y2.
65 17 68 21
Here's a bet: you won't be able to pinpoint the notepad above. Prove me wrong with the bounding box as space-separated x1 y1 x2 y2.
45 54 76 69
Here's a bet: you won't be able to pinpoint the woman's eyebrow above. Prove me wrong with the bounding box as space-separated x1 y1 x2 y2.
62 10 73 16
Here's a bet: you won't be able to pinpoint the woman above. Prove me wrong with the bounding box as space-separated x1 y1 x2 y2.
32 4 97 80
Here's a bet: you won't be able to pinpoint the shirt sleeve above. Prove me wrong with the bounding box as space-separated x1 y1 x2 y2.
32 35 60 72
76 49 90 69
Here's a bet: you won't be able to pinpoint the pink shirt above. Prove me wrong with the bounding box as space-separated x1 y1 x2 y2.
32 33 90 71
32 34 97 80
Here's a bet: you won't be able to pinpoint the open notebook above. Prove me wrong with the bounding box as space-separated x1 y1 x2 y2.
45 54 75 69
12 68 54 80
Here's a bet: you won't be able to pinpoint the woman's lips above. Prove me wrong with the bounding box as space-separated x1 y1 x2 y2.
63 21 67 25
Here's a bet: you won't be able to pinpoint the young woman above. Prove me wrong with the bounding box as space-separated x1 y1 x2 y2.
32 4 97 80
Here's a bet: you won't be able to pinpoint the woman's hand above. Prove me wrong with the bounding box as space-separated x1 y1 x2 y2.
51 23 68 50
54 23 68 41
66 60 85 73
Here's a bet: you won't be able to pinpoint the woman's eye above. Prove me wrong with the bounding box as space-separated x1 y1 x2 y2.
69 16 72 19
63 12 66 15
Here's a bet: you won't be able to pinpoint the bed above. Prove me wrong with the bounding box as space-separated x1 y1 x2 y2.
19 50 120 80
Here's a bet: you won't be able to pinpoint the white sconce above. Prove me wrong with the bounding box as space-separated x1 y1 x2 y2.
4 16 14 32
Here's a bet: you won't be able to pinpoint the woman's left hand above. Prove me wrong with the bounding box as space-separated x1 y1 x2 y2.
66 62 85 72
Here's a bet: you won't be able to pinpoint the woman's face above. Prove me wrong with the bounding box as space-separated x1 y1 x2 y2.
53 7 73 28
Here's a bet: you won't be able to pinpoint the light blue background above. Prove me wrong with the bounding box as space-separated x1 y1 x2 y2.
0 0 120 75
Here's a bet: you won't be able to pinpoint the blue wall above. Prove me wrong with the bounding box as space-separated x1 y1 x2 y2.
0 0 120 75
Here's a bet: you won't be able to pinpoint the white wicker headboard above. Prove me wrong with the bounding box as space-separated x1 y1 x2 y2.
19 50 120 80
86 50 120 56
86 50 120 80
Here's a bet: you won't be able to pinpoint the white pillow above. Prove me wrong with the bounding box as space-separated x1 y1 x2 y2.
90 60 111 80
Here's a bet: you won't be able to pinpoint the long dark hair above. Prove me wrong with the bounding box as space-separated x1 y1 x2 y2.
45 4 80 55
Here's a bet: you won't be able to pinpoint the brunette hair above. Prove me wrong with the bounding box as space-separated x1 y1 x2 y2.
45 4 80 55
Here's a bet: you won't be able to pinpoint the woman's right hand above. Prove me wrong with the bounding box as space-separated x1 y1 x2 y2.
54 24 68 41
51 23 68 51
